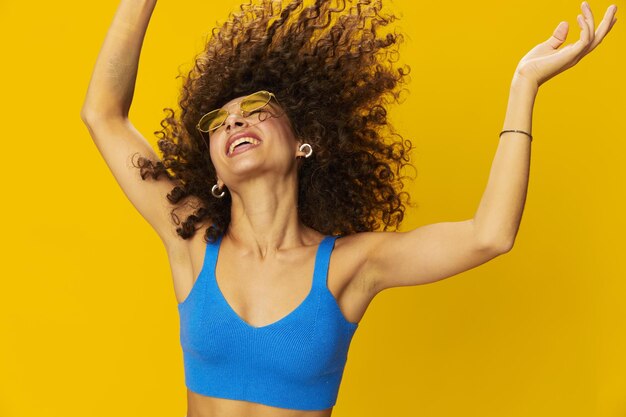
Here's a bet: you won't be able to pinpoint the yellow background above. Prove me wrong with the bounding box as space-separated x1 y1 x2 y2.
1 0 624 416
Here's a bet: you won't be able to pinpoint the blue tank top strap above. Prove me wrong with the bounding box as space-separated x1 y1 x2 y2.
208 232 223 261
177 233 222 310
199 223 220 281
311 235 339 291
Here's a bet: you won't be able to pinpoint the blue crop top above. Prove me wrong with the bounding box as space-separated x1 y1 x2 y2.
177 234 359 411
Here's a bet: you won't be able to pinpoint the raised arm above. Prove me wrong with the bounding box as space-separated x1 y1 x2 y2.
81 0 157 119
80 0 184 250
349 2 617 295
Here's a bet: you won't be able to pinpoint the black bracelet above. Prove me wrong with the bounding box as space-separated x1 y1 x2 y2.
500 129 533 142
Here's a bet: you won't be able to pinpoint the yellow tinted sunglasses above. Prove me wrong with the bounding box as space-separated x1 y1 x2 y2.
196 90 283 134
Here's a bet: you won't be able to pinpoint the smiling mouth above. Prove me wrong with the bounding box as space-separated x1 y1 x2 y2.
228 140 262 157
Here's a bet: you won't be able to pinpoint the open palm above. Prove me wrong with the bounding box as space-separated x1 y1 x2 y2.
515 1 618 88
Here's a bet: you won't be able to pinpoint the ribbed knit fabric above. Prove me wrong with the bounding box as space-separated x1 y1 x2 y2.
177 234 359 411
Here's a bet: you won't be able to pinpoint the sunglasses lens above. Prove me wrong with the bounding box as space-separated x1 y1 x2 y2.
198 91 278 133
241 91 272 113
198 109 227 132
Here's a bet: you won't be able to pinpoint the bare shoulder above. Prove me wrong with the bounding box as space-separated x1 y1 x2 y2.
332 232 381 296
164 218 213 305
327 232 389 324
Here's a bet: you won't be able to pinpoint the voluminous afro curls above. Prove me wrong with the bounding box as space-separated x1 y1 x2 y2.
133 0 418 244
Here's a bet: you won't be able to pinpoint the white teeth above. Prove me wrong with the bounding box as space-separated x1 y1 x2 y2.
228 137 260 155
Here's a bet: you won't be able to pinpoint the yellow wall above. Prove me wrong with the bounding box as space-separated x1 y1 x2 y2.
0 0 624 416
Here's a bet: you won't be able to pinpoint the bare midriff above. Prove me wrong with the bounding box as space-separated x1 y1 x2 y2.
186 390 334 417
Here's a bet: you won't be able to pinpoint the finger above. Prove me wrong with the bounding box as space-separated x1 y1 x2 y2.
576 13 591 48
581 2 596 44
590 5 618 49
546 21 569 49
605 6 618 33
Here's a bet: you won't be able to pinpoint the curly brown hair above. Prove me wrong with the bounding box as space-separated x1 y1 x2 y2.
133 0 418 244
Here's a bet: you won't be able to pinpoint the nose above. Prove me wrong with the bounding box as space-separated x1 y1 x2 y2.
223 111 249 132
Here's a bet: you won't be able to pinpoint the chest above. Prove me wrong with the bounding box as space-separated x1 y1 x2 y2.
214 246 322 328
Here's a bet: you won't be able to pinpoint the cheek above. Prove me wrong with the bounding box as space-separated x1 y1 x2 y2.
263 127 294 153
208 135 224 155
267 117 297 144
208 140 226 167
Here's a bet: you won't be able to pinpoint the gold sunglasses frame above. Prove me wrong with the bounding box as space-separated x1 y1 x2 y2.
196 90 282 134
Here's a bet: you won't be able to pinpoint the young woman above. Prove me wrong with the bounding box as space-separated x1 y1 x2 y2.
80 0 618 416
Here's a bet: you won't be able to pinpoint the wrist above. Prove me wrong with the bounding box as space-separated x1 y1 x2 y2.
511 72 539 96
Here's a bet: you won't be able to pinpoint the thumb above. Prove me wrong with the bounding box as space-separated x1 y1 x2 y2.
546 21 569 50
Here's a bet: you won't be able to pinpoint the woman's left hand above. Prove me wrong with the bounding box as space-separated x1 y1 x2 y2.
514 1 618 88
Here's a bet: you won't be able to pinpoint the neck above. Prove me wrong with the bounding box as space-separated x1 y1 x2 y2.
225 174 318 259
